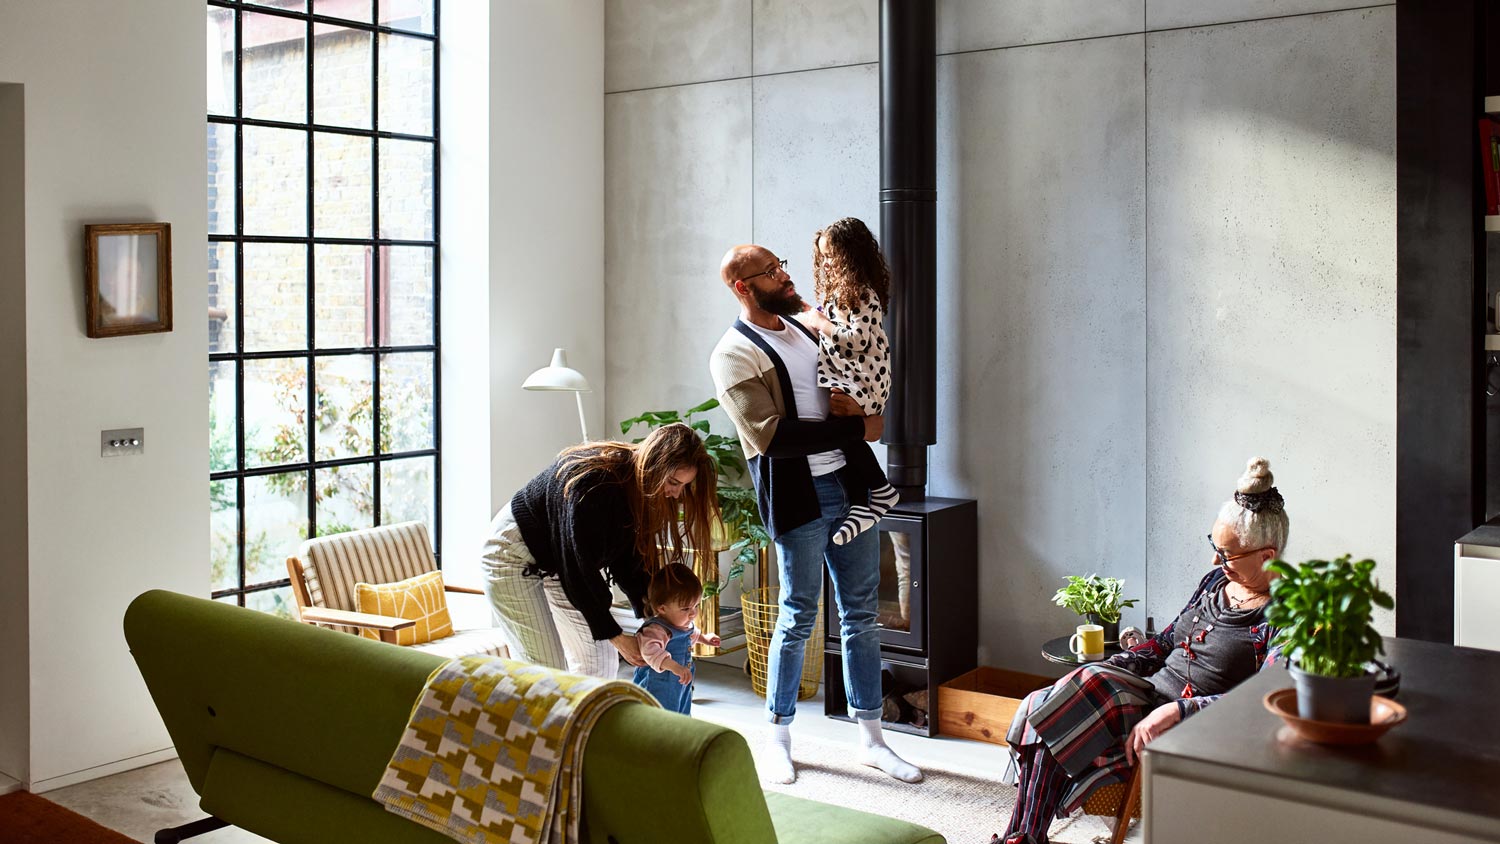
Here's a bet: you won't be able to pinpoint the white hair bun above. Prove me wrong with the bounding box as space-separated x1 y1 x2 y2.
1237 457 1274 495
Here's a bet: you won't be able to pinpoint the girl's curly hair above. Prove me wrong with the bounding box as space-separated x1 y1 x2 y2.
813 217 891 314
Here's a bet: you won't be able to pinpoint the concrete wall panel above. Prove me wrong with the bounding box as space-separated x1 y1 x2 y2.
605 0 750 93
604 80 753 430
937 0 1142 56
752 0 877 76
1146 0 1375 32
1144 8 1396 624
934 36 1147 674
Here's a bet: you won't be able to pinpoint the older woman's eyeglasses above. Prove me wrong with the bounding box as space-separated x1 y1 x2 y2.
1207 534 1262 566
737 258 788 283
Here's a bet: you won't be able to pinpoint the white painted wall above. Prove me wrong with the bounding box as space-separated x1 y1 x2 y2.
604 0 1398 675
437 0 492 598
488 1 606 519
0 1 207 788
0 82 30 785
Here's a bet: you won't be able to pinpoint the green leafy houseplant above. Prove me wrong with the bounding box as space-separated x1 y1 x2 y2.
1265 555 1393 679
1052 574 1138 624
619 398 769 598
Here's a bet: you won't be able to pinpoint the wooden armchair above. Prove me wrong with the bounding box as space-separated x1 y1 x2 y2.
286 521 509 659
1080 766 1142 844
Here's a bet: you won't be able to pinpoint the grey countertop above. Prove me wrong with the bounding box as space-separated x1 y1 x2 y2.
1147 637 1500 825
1455 514 1500 548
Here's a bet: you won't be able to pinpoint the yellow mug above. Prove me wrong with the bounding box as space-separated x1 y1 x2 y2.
1070 624 1105 660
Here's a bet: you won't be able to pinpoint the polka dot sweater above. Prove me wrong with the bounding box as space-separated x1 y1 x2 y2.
816 288 890 415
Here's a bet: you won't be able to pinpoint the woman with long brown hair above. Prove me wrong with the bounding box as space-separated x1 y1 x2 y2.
480 422 719 677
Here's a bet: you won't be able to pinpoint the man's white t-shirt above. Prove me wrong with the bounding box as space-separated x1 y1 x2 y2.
743 318 846 477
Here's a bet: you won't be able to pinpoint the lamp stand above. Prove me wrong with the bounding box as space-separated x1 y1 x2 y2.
575 391 590 441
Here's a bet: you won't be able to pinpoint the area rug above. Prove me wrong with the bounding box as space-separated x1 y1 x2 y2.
0 790 140 843
748 737 1136 844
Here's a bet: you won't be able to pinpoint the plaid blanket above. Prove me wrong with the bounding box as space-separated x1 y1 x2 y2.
1005 663 1167 815
373 656 659 844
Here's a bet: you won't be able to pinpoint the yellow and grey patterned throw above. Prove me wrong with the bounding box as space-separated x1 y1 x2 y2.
372 656 659 844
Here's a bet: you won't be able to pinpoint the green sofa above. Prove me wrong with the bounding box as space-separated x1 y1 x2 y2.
125 590 944 844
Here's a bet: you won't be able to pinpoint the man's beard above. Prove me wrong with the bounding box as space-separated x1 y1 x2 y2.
751 283 805 317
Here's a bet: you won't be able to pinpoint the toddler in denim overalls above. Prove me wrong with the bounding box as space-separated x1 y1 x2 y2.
632 563 719 714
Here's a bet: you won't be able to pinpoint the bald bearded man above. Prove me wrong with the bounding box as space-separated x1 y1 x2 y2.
708 243 922 785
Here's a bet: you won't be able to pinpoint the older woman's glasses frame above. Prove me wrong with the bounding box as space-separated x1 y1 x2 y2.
737 258 788 283
1207 534 1263 567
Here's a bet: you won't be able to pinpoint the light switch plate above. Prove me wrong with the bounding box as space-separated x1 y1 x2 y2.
101 427 144 458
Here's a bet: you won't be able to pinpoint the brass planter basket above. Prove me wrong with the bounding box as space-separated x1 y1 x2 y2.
742 586 823 702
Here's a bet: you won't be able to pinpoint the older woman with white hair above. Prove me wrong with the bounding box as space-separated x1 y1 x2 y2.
991 458 1291 844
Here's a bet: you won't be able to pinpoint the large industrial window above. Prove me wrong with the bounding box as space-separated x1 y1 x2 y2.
207 0 440 616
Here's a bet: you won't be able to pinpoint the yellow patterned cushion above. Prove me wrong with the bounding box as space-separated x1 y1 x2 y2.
355 570 452 646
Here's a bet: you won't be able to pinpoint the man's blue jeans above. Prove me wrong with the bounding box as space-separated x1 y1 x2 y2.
766 472 883 723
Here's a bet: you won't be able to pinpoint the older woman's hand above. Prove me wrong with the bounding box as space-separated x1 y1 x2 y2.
1125 702 1182 766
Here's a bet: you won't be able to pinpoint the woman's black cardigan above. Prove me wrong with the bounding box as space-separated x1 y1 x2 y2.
509 459 648 641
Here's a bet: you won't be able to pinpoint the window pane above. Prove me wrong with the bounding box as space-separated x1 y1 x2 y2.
379 352 433 453
377 33 433 136
245 0 307 11
243 126 307 236
315 355 373 460
207 123 236 236
316 463 374 536
208 242 237 353
381 455 434 539
313 24 371 129
210 360 238 472
244 357 307 468
386 246 433 346
206 6 236 117
242 243 307 352
215 595 241 607
378 0 434 34
316 0 372 23
314 244 369 349
211 478 239 593
245 471 309 584
245 585 298 620
378 139 433 240
242 12 306 123
313 132 372 238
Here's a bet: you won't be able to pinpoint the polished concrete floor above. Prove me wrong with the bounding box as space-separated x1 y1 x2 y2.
40 659 1014 842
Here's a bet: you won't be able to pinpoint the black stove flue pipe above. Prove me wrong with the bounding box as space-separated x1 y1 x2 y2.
880 0 936 497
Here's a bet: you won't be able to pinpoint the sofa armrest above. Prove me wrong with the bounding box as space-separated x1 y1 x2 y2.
298 607 415 643
443 584 484 595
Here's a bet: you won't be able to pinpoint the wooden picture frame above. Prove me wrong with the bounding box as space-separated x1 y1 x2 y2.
84 222 172 338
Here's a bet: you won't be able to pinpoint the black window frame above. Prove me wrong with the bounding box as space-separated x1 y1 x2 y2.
207 0 442 608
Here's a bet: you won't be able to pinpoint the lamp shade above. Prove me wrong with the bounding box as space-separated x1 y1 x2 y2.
522 348 591 392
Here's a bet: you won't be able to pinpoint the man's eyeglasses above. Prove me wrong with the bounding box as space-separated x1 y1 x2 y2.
737 258 788 283
1207 534 1261 566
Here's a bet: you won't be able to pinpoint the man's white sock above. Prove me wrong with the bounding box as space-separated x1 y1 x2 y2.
764 723 796 784
858 718 924 783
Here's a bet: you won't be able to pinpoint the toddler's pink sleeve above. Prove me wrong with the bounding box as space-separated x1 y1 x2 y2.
637 625 673 671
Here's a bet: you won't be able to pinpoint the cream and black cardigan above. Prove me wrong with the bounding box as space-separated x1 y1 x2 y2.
709 318 865 538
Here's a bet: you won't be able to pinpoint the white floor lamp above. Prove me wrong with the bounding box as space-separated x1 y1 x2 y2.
522 348 592 441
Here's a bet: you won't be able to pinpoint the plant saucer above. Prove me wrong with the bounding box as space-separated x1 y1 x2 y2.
1263 688 1406 746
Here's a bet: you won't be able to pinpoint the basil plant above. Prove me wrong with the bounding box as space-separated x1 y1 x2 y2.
1265 555 1393 679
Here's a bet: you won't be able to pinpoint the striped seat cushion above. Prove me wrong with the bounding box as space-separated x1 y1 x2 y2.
410 627 513 660
295 522 436 634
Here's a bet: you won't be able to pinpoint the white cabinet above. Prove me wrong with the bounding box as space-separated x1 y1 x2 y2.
1453 537 1500 651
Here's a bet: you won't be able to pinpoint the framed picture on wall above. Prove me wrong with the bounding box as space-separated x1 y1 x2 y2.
84 222 172 338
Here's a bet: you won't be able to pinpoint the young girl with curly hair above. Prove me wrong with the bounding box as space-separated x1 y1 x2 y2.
797 216 899 545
